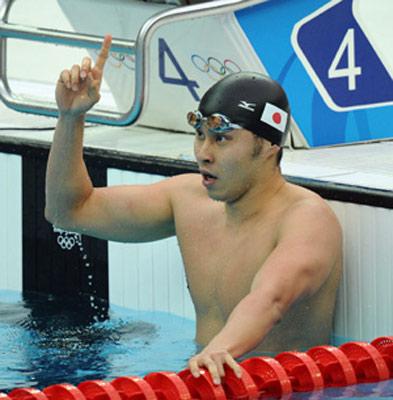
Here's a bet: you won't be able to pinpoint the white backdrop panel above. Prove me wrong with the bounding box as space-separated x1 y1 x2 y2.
107 168 195 320
0 153 22 291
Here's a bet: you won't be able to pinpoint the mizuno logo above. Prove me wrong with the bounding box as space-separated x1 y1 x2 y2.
238 101 256 112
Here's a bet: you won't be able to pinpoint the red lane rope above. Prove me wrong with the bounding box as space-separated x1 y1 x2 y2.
3 336 393 400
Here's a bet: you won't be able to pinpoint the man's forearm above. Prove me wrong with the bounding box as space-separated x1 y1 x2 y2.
205 293 283 358
45 114 93 227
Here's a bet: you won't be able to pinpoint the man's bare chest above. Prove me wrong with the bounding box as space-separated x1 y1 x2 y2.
175 211 278 317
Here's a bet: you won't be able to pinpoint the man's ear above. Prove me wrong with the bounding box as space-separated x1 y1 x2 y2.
267 143 280 158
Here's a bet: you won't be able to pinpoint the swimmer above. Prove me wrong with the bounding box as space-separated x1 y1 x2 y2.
46 35 342 385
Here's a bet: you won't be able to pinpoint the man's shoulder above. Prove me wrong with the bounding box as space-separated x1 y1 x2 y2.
166 173 202 190
165 173 207 200
285 182 330 210
277 184 343 275
282 184 341 233
166 173 217 221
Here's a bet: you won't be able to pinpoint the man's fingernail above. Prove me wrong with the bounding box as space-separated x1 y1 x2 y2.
80 71 87 79
72 84 78 91
214 378 221 385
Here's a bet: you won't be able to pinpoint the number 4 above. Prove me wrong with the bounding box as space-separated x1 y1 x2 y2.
328 28 362 91
158 38 200 101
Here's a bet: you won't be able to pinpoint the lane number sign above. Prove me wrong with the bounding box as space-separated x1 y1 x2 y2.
291 0 393 111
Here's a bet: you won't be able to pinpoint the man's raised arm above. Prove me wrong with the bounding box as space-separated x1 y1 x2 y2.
45 35 176 243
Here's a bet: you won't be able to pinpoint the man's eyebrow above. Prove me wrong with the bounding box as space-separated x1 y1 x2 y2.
208 130 233 137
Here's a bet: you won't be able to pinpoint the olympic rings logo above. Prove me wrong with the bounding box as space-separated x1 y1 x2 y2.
94 50 135 71
53 227 82 251
109 52 135 71
191 55 241 80
57 234 76 250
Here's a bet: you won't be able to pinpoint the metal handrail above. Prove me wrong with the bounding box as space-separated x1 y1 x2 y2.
0 0 268 126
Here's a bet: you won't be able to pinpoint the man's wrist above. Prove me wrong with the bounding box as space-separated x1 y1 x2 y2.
58 113 85 125
205 338 232 355
206 335 246 359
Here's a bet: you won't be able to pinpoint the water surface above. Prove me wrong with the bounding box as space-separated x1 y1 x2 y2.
0 290 196 391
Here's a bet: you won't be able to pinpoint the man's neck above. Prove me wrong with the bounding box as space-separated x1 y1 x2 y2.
224 169 287 225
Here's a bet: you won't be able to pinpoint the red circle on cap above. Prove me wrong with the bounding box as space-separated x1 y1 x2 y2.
272 112 281 124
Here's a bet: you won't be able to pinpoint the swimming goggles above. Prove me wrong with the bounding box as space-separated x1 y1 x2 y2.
187 111 242 133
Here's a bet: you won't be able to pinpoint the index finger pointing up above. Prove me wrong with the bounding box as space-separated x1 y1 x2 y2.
95 34 112 72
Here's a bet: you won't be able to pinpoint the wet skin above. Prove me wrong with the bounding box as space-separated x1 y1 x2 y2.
174 173 341 354
175 127 341 354
46 35 342 385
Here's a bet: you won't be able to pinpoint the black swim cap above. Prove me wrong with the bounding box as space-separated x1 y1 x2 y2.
198 72 290 146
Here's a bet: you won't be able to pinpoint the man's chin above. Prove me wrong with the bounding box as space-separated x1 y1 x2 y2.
206 187 244 205
203 181 237 203
205 188 225 202
205 188 230 203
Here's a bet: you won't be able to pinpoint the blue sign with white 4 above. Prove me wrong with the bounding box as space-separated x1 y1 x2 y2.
292 0 393 111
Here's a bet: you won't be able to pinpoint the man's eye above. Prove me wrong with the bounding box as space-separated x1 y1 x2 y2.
216 135 227 143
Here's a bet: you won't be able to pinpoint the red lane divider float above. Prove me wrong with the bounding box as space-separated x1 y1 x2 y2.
220 365 259 400
111 376 157 399
78 381 122 400
145 372 191 399
8 389 48 400
275 351 324 392
179 369 227 399
371 336 393 378
307 345 357 387
3 337 393 399
340 342 390 383
241 356 292 398
44 384 85 400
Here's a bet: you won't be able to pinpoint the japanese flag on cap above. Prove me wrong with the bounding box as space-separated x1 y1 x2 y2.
260 102 288 133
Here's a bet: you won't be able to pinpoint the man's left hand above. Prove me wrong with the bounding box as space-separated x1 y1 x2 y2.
188 348 242 385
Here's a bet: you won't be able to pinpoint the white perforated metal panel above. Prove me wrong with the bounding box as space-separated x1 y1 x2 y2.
330 201 393 342
0 153 22 291
107 169 195 320
107 168 393 339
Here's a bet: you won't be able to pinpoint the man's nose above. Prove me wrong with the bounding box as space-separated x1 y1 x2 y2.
196 139 214 164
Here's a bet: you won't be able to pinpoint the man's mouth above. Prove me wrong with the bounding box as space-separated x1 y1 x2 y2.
200 170 218 187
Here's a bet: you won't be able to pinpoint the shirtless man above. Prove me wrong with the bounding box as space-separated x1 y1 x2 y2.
45 36 342 385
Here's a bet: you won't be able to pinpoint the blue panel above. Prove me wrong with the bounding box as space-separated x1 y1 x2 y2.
235 0 393 147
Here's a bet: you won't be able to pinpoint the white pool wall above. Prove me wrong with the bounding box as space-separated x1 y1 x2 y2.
1 155 393 341
107 169 393 341
108 169 195 320
331 201 393 342
0 153 22 291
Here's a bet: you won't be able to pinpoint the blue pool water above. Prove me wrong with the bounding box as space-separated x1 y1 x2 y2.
1 290 393 399
0 290 196 391
293 384 393 400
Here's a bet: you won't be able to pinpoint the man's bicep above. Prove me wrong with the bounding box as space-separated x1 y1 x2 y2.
251 202 342 308
67 178 176 242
